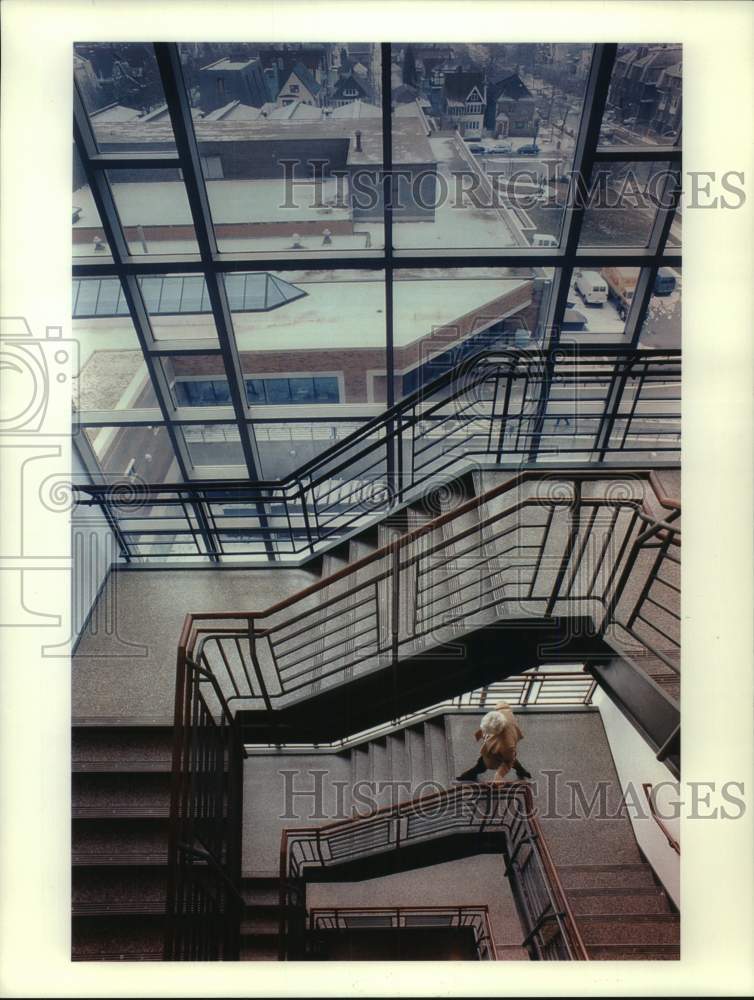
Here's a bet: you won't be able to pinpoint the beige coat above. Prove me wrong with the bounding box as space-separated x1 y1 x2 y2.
474 701 524 780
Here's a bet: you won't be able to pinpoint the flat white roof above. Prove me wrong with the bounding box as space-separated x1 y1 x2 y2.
73 275 530 362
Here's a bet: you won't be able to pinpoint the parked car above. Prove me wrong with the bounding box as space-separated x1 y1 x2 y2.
654 267 677 296
531 232 558 247
484 143 513 155
468 145 485 154
516 143 541 155
574 270 608 306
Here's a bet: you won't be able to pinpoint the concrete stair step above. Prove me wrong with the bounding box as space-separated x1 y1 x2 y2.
72 726 173 766
73 804 170 819
72 914 165 960
240 937 279 961
558 863 658 891
242 912 279 936
423 717 451 788
72 772 172 808
73 759 172 773
73 900 165 916
350 745 370 786
588 942 679 960
567 886 673 915
577 913 679 946
73 867 166 908
72 818 169 866
405 725 429 790
386 732 412 800
241 877 280 908
369 737 390 782
369 737 393 808
494 943 530 960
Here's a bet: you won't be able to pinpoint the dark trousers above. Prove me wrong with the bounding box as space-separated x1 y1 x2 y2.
465 755 530 779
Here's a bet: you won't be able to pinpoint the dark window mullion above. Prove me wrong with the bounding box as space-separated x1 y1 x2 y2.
73 82 131 266
153 42 262 484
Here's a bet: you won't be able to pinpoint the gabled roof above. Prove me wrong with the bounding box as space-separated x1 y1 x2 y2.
283 62 322 96
332 73 373 102
329 99 381 120
393 83 420 104
89 103 142 123
491 72 533 104
443 71 485 102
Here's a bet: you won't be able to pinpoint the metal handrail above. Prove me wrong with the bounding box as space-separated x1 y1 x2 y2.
241 671 598 753
279 782 587 961
176 469 680 715
74 346 681 561
308 904 497 960
642 783 681 855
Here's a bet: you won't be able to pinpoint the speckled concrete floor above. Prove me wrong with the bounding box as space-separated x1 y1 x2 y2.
73 566 319 723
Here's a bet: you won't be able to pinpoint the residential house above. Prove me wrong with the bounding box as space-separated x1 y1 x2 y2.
331 72 375 108
443 71 486 138
652 61 682 137
485 70 538 137
198 55 269 113
277 62 324 107
608 45 682 129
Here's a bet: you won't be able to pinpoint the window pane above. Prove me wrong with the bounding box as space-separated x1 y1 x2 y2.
83 425 178 482
178 42 384 256
565 268 638 342
160 355 229 407
73 149 112 257
180 423 246 475
72 279 160 413
639 267 681 348
107 169 199 254
392 43 592 251
74 43 177 150
253 420 368 479
264 378 292 404
580 161 671 248
229 269 385 405
395 267 554 398
137 274 219 343
599 44 682 146
667 205 682 248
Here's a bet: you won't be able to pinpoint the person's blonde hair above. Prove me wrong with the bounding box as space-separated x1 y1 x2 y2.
480 710 507 735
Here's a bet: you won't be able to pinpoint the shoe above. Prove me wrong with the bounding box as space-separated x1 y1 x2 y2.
515 768 533 780
455 769 482 782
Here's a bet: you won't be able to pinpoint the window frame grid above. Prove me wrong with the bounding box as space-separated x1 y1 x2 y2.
72 41 682 561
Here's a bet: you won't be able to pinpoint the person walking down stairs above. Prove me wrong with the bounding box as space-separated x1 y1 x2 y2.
455 702 533 783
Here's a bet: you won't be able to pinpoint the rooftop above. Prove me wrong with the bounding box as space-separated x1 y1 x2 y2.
443 71 485 101
202 56 259 72
93 111 434 166
346 117 434 166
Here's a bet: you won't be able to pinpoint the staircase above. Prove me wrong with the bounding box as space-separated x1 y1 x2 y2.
240 878 281 961
559 863 679 960
185 469 679 757
72 725 172 960
74 468 680 961
276 782 587 960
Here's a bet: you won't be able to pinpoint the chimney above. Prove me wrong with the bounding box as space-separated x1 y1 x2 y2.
354 129 362 152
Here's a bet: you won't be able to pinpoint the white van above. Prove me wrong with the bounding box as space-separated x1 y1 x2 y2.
575 270 608 305
531 232 558 247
